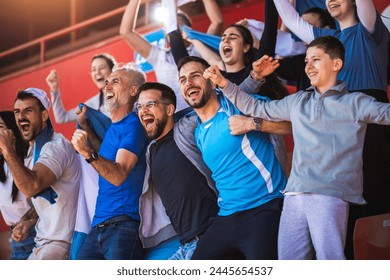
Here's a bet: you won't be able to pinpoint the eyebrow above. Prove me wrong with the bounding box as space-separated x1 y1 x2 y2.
221 32 240 37
179 70 202 79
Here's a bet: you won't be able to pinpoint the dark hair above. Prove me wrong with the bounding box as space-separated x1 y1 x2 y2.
307 36 345 62
0 111 28 203
91 53 117 111
177 12 192 28
177 56 210 72
303 7 336 29
15 91 46 112
136 82 177 109
91 53 116 71
225 24 257 67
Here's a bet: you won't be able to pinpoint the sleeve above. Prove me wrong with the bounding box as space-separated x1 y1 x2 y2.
168 30 189 65
356 0 377 34
222 80 293 121
146 45 165 67
273 0 315 44
257 0 278 59
50 89 78 123
239 75 266 94
37 137 75 179
119 117 148 157
356 93 390 124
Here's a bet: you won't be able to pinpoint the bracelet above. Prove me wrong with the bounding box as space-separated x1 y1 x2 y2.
250 70 265 82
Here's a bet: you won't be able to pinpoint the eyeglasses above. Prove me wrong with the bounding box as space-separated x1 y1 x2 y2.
134 100 170 112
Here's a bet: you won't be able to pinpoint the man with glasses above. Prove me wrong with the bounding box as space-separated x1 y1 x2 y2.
71 64 148 260
136 82 219 260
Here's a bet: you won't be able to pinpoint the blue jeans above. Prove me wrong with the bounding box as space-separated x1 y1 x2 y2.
144 236 181 260
11 226 36 260
77 219 142 260
168 238 199 260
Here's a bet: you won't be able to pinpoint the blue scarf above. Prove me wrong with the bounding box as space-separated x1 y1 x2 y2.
32 120 58 204
77 103 111 141
182 26 220 54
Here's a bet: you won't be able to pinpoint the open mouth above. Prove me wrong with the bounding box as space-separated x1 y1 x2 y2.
19 121 30 133
106 92 114 101
186 87 200 98
95 77 105 83
141 115 155 129
328 3 340 10
222 45 232 56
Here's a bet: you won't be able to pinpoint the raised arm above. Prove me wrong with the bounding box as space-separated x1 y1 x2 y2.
0 130 62 198
187 37 225 70
273 0 315 44
119 0 152 58
356 0 377 33
202 0 224 35
257 0 279 59
46 70 78 123
71 129 138 186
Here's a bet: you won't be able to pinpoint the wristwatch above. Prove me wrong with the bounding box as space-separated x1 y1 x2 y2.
252 117 263 131
85 150 99 163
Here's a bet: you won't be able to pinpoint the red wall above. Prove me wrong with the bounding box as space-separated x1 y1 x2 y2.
0 0 389 140
0 0 271 140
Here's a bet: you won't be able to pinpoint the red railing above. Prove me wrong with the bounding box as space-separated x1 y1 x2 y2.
0 0 154 65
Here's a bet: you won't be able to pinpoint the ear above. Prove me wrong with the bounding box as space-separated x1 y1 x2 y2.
167 104 175 117
130 85 138 97
243 44 251 53
333 58 343 72
42 109 49 122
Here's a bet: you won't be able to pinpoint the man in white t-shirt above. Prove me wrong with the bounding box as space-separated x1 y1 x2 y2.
0 88 80 260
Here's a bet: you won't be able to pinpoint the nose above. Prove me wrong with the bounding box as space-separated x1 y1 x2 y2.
105 80 112 90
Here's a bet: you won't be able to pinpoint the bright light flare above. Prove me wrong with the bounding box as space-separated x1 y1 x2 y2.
153 5 169 27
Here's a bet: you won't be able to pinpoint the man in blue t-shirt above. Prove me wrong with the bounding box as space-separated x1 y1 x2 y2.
177 56 287 260
72 64 148 260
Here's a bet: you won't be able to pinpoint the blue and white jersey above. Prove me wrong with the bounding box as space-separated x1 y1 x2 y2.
195 93 286 216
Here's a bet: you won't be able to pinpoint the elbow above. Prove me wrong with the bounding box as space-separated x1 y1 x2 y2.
24 186 42 199
112 173 128 187
119 27 134 39
112 178 126 187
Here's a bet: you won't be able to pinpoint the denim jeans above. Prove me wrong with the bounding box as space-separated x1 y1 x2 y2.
168 238 199 260
144 236 181 260
77 219 142 260
11 226 36 260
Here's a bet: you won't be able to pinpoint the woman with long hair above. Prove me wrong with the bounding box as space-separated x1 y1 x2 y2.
0 111 36 260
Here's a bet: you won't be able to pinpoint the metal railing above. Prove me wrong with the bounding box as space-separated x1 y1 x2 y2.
0 0 154 65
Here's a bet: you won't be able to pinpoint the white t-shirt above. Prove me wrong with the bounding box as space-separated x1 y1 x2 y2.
29 133 81 246
0 163 32 226
146 45 200 112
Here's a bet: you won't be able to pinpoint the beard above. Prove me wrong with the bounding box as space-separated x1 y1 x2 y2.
185 87 212 109
145 115 168 140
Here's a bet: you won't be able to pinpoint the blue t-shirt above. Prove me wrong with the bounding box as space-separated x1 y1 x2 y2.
92 113 148 226
314 13 389 92
195 100 286 216
295 0 326 15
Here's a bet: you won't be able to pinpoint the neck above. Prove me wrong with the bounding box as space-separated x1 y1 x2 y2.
336 13 358 30
225 62 245 73
111 100 135 122
110 107 131 123
316 80 338 94
156 119 174 141
194 94 220 123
